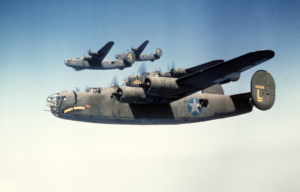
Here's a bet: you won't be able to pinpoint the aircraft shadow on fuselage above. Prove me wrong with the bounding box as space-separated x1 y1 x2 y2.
128 104 176 119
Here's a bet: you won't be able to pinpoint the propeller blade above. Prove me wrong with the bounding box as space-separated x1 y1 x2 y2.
137 62 147 75
75 87 80 92
172 62 176 69
84 85 89 92
167 64 171 71
111 74 119 85
87 48 91 54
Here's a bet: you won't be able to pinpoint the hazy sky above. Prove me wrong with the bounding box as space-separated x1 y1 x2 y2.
1 0 300 191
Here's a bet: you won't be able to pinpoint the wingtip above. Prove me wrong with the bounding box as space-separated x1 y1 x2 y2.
254 50 275 59
264 50 275 58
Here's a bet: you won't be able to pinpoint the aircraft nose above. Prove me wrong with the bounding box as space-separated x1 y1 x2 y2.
64 59 68 65
46 93 61 117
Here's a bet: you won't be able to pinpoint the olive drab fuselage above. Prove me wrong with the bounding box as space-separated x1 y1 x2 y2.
46 87 252 125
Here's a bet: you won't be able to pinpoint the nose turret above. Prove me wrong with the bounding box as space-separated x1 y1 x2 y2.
64 59 69 66
46 93 61 117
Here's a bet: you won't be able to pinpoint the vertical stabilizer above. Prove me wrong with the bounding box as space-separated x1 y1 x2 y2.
251 70 275 110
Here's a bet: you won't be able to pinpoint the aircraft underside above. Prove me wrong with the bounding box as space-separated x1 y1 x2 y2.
48 92 253 125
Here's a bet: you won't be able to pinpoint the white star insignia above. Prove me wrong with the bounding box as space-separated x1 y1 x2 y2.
188 98 199 114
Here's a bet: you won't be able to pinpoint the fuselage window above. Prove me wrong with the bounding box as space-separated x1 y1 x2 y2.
92 89 101 94
200 99 209 108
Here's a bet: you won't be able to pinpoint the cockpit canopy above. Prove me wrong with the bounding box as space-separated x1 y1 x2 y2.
46 93 67 107
87 87 102 94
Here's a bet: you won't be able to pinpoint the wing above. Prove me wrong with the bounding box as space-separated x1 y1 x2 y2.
185 60 224 73
177 50 275 90
134 40 149 55
97 41 115 58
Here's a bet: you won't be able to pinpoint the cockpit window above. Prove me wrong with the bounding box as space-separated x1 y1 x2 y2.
62 96 67 103
46 93 61 107
88 87 102 94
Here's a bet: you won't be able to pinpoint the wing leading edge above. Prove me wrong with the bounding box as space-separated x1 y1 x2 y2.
97 41 115 58
177 50 275 90
185 60 224 74
134 40 149 55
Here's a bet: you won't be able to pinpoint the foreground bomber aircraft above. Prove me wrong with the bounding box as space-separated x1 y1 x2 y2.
115 40 162 62
47 50 275 125
64 41 136 71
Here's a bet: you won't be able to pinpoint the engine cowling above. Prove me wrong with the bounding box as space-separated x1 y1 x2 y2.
220 73 241 84
230 73 240 82
113 87 146 104
144 76 178 93
83 56 92 60
170 68 186 77
159 72 171 77
115 54 123 59
88 51 98 56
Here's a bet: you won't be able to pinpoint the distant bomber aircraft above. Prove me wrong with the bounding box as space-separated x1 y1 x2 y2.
123 60 229 87
64 41 136 71
48 50 275 125
115 40 162 62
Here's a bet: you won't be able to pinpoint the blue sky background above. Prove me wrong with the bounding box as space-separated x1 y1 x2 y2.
1 0 300 191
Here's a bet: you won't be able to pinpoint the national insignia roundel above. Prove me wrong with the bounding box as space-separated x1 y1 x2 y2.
187 98 202 116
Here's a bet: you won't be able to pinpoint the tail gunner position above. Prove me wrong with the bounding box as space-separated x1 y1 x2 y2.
50 50 276 125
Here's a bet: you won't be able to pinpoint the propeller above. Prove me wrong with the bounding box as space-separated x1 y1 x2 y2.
112 88 122 100
137 62 147 75
110 74 119 92
87 48 91 55
167 62 176 72
84 85 89 92
111 74 119 85
143 78 151 91
167 64 171 72
172 62 176 69
74 86 90 92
